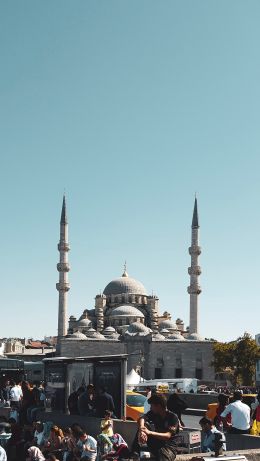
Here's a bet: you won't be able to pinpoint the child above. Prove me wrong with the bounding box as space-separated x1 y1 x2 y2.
98 410 114 453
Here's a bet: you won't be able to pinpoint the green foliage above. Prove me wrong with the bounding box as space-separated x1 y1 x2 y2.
212 332 260 386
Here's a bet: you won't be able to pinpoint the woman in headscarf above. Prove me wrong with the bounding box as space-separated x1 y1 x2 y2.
27 445 45 461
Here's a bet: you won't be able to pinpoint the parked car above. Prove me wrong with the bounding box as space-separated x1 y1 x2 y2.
126 390 146 421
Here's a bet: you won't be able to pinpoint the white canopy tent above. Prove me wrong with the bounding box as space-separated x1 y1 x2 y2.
126 368 144 387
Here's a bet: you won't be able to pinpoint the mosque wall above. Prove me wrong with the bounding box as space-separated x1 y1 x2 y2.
59 339 125 357
60 338 215 382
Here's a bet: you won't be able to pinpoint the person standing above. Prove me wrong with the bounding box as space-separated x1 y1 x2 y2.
78 385 96 416
95 387 115 418
9 381 22 410
221 390 250 434
167 390 187 427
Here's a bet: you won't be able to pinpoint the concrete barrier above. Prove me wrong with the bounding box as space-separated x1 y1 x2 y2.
177 450 260 461
226 434 260 451
39 411 138 446
34 411 260 454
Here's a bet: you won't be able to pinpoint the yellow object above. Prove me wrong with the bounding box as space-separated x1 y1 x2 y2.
250 419 260 436
206 394 257 421
126 390 146 421
100 419 113 436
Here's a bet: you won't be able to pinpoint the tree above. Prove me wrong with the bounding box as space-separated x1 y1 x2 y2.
212 332 260 386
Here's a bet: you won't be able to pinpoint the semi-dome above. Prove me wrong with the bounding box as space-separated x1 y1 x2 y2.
103 272 147 296
159 320 177 330
110 305 144 317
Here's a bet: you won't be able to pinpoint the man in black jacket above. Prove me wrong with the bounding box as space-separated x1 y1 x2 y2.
95 387 115 418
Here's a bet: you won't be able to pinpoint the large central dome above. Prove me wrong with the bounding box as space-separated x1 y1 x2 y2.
103 270 147 296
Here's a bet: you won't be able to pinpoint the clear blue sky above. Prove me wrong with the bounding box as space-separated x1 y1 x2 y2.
0 1 259 342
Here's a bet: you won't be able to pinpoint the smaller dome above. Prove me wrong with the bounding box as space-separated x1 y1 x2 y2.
152 332 165 341
110 305 144 317
125 322 151 336
103 326 116 333
176 318 184 324
167 332 186 341
77 318 91 327
159 320 177 330
187 333 204 341
69 331 87 339
85 328 105 340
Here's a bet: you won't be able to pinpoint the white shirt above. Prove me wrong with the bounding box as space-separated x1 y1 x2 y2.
77 436 97 459
34 430 45 446
0 446 7 461
221 400 250 430
10 386 22 401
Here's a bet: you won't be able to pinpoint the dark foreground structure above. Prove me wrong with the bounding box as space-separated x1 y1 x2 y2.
43 354 128 418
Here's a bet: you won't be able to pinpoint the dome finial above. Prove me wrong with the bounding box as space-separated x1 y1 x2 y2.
122 260 128 277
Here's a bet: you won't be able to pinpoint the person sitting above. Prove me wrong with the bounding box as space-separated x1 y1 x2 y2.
26 446 45 461
214 394 231 430
98 410 114 453
44 425 64 458
77 430 97 461
0 421 12 451
33 421 45 448
199 417 226 456
135 394 179 461
7 417 23 461
46 454 58 461
221 390 250 434
0 446 7 461
102 433 129 461
61 426 76 461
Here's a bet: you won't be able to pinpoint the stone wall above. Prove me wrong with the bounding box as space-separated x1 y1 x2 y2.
59 338 215 381
59 339 126 357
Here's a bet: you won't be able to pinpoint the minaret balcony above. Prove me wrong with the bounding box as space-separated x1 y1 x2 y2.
58 242 70 252
57 262 70 272
187 285 202 295
189 246 201 255
188 266 201 276
56 282 70 292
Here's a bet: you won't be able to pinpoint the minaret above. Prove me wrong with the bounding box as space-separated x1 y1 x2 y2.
56 196 70 338
187 197 202 334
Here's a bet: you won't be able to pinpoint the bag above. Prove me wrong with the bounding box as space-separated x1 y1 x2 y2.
250 419 260 436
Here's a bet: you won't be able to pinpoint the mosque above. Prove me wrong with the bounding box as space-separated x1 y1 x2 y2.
56 197 215 381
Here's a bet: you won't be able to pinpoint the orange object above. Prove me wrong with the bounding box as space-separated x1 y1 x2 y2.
126 390 146 421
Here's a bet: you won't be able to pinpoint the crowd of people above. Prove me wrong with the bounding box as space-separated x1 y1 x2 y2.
1 378 260 461
0 379 130 461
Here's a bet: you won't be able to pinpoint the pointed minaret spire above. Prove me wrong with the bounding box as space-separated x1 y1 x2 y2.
60 195 68 224
56 196 70 340
122 260 128 277
187 197 202 334
192 196 199 229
